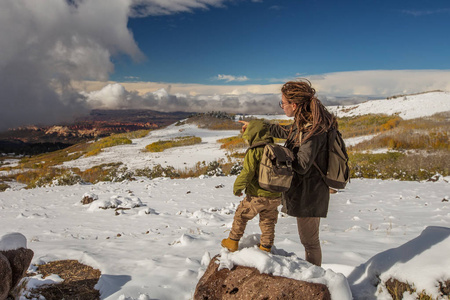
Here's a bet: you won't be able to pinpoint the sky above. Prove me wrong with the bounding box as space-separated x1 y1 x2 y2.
1 0 450 131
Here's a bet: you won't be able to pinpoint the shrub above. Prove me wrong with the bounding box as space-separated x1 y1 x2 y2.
186 112 242 130
16 168 80 188
176 159 237 178
85 136 132 157
52 170 83 186
18 143 89 169
349 151 449 181
80 163 134 183
206 161 225 176
217 136 247 151
135 164 180 179
229 162 243 175
115 129 151 139
338 114 403 138
351 129 449 151
0 183 10 191
144 136 202 152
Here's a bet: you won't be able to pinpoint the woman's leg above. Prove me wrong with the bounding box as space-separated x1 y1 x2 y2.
297 217 322 266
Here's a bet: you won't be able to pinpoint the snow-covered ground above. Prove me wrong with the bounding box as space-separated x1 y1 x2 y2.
1 92 450 299
62 124 239 171
1 176 449 299
328 91 450 120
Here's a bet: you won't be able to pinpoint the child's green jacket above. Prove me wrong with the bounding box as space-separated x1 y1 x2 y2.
233 120 282 198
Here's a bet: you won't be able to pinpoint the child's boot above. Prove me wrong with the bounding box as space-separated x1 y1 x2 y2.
221 238 239 252
259 244 272 252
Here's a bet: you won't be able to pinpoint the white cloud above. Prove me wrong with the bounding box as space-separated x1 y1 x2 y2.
0 0 143 131
104 69 450 99
309 70 450 97
129 0 230 17
401 8 450 17
77 69 450 110
83 83 281 114
216 74 250 82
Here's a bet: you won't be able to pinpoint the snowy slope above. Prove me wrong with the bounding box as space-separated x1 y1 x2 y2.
328 91 450 119
63 123 239 171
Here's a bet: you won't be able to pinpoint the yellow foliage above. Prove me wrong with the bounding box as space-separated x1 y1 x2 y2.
144 136 202 152
217 136 247 150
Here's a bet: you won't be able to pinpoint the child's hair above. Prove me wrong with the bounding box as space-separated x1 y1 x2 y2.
281 79 337 144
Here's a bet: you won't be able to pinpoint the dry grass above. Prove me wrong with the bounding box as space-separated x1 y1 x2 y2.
144 136 202 152
217 136 247 151
338 114 402 138
25 260 101 300
349 151 449 180
0 182 10 191
384 277 449 300
349 112 450 151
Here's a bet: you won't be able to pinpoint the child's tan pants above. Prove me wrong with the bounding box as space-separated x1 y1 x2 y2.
229 195 281 247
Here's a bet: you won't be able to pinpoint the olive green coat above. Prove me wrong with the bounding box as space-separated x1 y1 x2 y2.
268 123 330 218
233 120 282 198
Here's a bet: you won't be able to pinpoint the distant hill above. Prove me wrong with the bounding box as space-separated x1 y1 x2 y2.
0 109 192 155
328 91 450 120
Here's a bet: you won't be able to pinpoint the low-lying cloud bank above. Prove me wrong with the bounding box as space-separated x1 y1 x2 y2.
82 83 283 115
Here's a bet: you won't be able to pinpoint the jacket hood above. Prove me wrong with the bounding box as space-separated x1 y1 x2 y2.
243 120 273 146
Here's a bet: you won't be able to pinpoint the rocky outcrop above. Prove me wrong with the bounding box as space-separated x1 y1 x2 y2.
1 248 34 289
0 254 12 300
194 255 331 300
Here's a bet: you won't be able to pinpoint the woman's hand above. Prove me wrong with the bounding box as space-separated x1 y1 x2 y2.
238 120 249 133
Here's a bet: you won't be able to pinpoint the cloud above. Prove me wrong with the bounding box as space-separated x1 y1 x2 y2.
79 69 450 111
129 0 230 17
0 0 245 131
269 5 282 10
215 74 250 82
0 0 143 131
309 70 450 98
401 8 450 17
83 83 282 114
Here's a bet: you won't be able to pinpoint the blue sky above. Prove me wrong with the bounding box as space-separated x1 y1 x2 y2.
112 0 450 85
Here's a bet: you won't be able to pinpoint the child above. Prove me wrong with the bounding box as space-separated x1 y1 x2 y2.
221 120 282 252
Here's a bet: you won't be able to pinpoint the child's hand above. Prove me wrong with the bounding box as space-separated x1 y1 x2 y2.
238 120 249 133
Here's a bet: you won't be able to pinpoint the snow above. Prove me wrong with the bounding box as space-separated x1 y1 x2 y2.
328 91 450 120
62 123 239 171
1 176 449 299
0 232 27 250
1 92 450 299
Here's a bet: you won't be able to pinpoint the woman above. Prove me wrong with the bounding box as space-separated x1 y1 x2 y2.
241 79 336 266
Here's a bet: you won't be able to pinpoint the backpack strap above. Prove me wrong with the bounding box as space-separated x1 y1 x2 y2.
313 128 337 179
245 142 267 154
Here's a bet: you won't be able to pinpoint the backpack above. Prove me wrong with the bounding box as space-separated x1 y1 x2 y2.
313 128 350 189
248 142 295 193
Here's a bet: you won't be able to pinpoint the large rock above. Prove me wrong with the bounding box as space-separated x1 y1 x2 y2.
0 248 34 291
194 255 331 300
0 253 12 300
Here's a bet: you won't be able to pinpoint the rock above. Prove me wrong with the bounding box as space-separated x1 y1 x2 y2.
194 255 331 300
81 193 98 205
0 253 12 300
0 248 34 290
